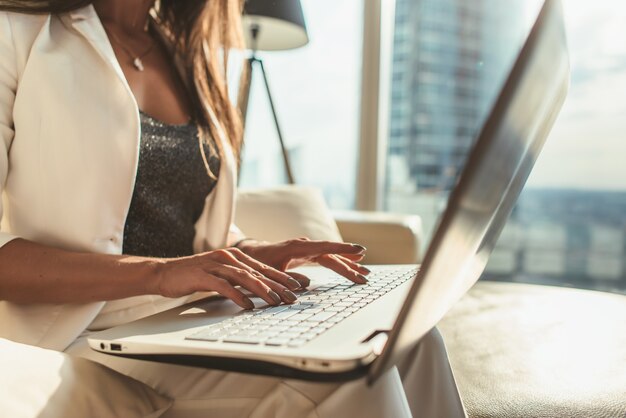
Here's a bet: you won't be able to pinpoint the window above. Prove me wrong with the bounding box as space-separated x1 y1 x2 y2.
238 0 363 210
383 0 626 293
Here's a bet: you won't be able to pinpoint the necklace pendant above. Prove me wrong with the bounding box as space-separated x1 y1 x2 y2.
133 57 144 71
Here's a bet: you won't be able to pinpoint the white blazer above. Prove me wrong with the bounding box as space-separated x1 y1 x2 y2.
0 6 242 350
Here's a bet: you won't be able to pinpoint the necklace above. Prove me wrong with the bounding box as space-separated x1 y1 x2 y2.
106 28 155 71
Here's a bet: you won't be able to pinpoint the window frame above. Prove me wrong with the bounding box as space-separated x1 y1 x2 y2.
356 0 397 211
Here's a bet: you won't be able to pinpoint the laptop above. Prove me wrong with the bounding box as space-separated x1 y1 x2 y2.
89 0 570 385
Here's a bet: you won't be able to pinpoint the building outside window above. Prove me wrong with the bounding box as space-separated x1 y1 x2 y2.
384 0 626 294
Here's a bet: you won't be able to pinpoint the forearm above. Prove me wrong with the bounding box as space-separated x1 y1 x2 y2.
0 238 162 304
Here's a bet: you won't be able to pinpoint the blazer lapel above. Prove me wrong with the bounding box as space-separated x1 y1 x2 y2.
63 5 132 94
64 5 192 104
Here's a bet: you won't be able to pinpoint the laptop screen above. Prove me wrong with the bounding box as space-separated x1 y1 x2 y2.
370 0 570 383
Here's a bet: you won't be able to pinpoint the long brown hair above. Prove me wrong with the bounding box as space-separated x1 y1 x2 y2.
0 0 244 165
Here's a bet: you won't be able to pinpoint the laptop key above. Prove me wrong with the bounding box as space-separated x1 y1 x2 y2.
187 334 220 342
255 330 280 338
279 320 300 327
273 310 299 319
306 311 336 322
265 338 290 346
309 326 327 334
327 316 345 323
254 319 278 326
267 325 288 333
289 313 314 321
290 304 311 310
290 325 313 333
261 306 290 315
288 339 307 347
303 308 323 314
223 336 260 344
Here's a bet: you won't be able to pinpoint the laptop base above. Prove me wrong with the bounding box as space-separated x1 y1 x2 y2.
107 352 371 382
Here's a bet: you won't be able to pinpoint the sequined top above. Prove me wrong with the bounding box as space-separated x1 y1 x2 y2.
122 111 220 258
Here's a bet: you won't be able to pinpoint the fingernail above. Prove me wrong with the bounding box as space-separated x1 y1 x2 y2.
361 265 371 274
293 276 311 288
268 290 282 305
352 244 366 252
358 274 369 283
282 289 298 303
243 297 255 310
286 277 302 290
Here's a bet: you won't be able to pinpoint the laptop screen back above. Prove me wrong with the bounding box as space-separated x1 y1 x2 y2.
369 0 570 383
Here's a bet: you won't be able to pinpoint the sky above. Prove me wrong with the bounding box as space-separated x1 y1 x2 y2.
526 0 626 190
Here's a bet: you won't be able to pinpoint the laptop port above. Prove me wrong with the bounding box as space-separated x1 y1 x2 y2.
110 343 122 352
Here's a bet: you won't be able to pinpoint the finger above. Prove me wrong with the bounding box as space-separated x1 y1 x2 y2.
226 252 298 303
334 255 371 275
284 271 311 289
203 250 284 305
210 264 282 306
252 274 298 304
287 240 366 259
316 254 368 284
338 253 366 262
193 270 255 310
230 249 303 291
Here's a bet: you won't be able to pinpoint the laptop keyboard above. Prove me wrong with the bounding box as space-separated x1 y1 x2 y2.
186 267 417 348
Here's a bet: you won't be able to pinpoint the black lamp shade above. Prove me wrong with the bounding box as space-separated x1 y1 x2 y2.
242 0 309 51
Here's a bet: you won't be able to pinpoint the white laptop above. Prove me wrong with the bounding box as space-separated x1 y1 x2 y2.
89 0 570 384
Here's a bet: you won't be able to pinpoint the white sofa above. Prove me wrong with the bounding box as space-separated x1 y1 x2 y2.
0 186 422 418
235 186 422 265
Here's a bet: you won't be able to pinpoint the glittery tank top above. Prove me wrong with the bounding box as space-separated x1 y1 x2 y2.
122 111 220 258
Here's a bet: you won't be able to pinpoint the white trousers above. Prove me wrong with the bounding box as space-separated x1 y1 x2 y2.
66 327 466 418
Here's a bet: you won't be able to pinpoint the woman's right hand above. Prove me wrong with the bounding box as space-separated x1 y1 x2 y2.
153 247 304 310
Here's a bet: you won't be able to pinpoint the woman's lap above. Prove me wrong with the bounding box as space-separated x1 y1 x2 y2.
65 327 466 418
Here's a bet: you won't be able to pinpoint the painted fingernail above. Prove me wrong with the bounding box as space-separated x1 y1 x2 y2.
282 289 298 303
361 265 371 274
286 277 302 290
296 278 311 289
352 244 366 252
242 297 255 310
358 274 369 283
268 290 282 305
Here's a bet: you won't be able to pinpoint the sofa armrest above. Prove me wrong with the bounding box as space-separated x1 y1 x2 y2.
333 210 422 264
439 281 626 418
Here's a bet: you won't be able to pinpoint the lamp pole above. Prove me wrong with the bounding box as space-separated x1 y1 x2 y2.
237 25 296 185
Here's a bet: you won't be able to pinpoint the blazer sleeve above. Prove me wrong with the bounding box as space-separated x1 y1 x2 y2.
0 12 20 248
227 223 246 247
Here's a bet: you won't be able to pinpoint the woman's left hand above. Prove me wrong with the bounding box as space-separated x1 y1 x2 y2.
235 238 371 288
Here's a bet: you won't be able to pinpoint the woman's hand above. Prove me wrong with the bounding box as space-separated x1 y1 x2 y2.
153 248 306 310
235 238 371 287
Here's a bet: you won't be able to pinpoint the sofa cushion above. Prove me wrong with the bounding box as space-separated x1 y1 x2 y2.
0 338 170 418
235 186 343 243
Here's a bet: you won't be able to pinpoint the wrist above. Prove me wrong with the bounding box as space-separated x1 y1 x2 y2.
233 238 268 256
118 255 167 296
233 237 257 250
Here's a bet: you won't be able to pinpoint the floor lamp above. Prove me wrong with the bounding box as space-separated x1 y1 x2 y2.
238 0 309 185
